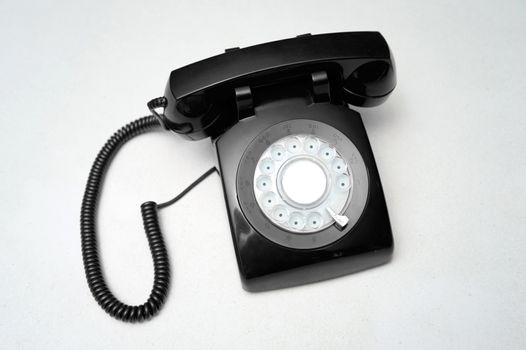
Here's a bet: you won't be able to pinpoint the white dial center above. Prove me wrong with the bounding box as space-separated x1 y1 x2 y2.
280 158 328 206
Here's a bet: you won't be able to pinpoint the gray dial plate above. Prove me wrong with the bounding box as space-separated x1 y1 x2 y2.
236 119 369 249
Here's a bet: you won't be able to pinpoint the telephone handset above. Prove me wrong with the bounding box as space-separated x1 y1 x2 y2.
158 31 395 137
81 32 396 322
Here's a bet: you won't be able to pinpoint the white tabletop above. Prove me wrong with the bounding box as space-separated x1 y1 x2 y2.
1 0 525 349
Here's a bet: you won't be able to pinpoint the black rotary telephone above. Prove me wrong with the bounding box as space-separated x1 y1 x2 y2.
81 32 396 322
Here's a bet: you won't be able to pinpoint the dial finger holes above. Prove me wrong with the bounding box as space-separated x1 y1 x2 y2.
259 158 275 174
285 137 301 153
273 206 289 223
304 137 319 153
289 212 305 230
337 174 351 191
253 132 354 234
332 158 346 173
261 192 277 209
256 175 272 191
307 212 323 229
271 145 286 161
320 146 336 161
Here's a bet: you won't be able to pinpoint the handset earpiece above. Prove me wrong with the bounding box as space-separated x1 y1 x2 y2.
343 53 396 107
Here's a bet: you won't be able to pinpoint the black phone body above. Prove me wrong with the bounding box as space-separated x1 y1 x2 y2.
160 32 396 291
216 99 393 291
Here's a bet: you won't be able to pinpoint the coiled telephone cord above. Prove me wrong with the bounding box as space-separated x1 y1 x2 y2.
81 99 216 322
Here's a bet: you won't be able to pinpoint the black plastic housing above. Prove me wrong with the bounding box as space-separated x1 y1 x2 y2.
161 31 396 291
215 99 393 291
163 32 396 139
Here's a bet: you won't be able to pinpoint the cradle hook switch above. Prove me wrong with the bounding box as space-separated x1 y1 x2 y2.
235 86 254 120
311 71 331 103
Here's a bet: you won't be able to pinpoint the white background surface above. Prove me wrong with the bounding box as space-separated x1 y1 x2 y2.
1 0 525 349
